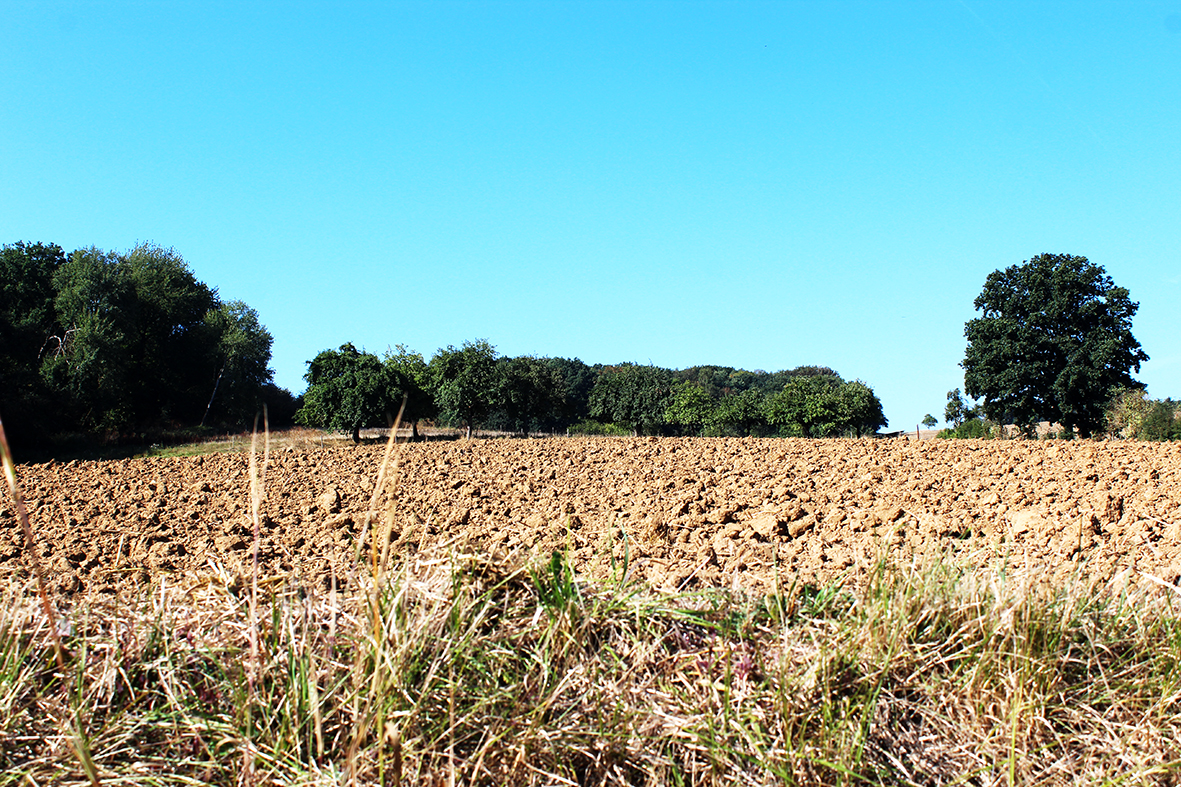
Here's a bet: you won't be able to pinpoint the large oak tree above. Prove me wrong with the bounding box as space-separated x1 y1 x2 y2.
962 253 1147 437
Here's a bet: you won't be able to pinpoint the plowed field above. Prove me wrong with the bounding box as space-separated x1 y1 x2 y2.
4 437 1181 597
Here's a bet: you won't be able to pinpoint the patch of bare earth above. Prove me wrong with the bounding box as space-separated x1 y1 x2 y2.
3 437 1181 598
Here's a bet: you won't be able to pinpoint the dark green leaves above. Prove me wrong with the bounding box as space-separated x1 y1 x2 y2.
963 254 1147 437
296 344 401 442
2 240 278 442
588 364 676 436
428 339 499 439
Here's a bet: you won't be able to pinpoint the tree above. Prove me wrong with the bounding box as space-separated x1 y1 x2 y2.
714 388 770 436
123 243 221 423
664 380 714 435
921 414 938 430
541 357 597 431
491 355 564 436
1105 389 1181 441
963 254 1148 437
588 363 676 435
383 344 436 440
41 246 138 431
0 242 65 440
944 388 978 427
2 239 282 443
665 384 772 437
201 300 275 428
429 339 499 438
1140 399 1181 441
296 344 400 442
763 374 887 437
837 380 888 436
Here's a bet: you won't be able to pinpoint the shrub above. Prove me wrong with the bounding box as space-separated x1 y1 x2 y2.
936 417 992 439
567 419 630 436
1105 389 1181 440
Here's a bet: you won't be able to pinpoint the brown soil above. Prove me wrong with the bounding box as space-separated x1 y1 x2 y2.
4 437 1181 598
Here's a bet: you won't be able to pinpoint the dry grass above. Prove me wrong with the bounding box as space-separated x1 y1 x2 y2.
1 546 1179 785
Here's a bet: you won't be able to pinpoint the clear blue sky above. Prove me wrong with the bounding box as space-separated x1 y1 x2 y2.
3 1 1179 430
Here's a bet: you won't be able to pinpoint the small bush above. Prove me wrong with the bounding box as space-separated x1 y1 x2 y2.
936 417 992 439
1105 389 1181 440
567 419 630 436
1141 398 1181 441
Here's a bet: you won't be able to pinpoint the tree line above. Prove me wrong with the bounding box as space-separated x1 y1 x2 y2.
0 241 288 446
295 340 888 441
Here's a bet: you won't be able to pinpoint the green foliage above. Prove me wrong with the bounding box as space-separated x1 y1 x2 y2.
673 365 762 399
122 243 222 421
663 380 714 435
786 364 840 378
490 355 565 436
588 363 676 435
1140 399 1181 441
963 253 1148 438
295 343 400 442
1105 388 1181 441
567 419 630 436
944 388 980 427
711 388 770 436
541 357 597 430
936 417 992 439
1104 388 1150 438
42 247 139 430
201 300 274 426
428 339 499 437
763 374 887 437
296 340 888 443
664 381 773 437
0 242 67 439
2 240 279 442
921 414 938 429
383 344 437 435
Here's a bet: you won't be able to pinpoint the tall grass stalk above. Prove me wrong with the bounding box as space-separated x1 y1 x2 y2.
0 413 63 670
244 405 270 782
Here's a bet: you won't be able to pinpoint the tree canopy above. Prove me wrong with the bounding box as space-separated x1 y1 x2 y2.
588 364 677 436
490 355 565 437
0 242 66 437
383 344 436 439
429 339 499 439
763 374 887 437
1 240 280 445
962 254 1147 437
296 344 406 443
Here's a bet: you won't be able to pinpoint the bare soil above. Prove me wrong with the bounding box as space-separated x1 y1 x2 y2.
4 437 1181 597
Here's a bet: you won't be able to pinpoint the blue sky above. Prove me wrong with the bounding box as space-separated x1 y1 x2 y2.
3 1 1179 430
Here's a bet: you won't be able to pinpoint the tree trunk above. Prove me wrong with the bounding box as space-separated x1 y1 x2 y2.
351 424 361 444
411 419 420 441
